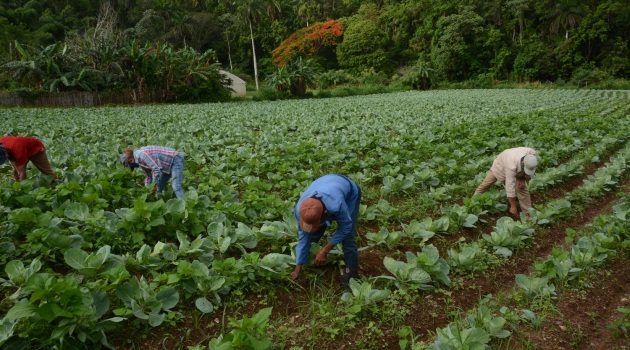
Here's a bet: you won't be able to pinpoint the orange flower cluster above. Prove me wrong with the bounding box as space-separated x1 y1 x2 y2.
272 20 344 67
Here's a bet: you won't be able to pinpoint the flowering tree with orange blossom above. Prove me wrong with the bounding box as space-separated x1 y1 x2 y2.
271 20 344 67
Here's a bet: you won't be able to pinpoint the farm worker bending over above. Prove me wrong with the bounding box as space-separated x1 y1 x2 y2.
0 136 57 182
290 174 362 289
474 147 538 219
120 146 185 198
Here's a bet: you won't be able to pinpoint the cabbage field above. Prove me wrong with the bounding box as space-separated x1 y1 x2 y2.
1 89 630 349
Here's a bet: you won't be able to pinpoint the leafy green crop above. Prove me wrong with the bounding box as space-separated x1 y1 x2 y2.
115 276 179 327
2 89 630 346
378 256 434 291
482 217 534 257
340 279 391 313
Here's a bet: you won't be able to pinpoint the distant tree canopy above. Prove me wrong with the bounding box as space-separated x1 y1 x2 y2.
337 4 391 73
0 0 629 93
271 20 343 68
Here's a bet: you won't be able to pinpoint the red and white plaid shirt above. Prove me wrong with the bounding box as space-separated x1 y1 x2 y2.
134 146 179 186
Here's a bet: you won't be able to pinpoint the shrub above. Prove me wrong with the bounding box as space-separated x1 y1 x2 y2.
358 67 390 85
316 69 357 89
394 62 434 90
252 88 291 101
315 89 332 98
569 67 610 87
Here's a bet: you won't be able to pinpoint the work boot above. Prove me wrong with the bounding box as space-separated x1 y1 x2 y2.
340 267 358 293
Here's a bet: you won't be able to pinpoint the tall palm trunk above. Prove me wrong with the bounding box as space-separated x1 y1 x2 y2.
249 21 259 90
226 32 233 70
519 16 524 46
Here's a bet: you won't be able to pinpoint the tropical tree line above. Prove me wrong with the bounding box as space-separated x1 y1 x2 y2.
0 0 629 98
3 38 231 103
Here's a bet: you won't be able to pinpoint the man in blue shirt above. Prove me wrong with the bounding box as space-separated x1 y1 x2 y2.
289 174 362 288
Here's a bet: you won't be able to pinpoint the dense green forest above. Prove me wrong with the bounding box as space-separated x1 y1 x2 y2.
0 0 629 100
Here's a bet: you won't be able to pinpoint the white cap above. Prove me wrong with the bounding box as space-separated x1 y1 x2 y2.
523 154 537 176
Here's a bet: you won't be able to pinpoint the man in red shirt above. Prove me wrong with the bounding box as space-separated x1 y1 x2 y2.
0 136 57 182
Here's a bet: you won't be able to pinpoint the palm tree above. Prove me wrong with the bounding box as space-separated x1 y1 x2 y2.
548 0 587 40
219 13 237 70
169 10 193 47
234 0 280 90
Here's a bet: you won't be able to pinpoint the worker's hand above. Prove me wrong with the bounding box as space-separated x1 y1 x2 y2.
315 249 329 265
509 206 518 216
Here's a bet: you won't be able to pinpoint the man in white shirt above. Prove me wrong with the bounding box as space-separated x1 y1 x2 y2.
474 147 538 219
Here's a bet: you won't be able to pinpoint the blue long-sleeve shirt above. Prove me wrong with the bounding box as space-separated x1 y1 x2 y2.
294 174 360 266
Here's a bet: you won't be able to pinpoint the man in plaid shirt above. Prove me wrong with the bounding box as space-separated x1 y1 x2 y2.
120 146 185 198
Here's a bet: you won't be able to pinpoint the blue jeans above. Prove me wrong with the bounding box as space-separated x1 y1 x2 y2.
343 185 361 271
157 154 184 198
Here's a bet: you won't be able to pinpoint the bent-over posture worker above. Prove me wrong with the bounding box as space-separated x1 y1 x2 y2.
289 174 362 288
0 136 57 182
120 146 185 198
474 147 538 218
